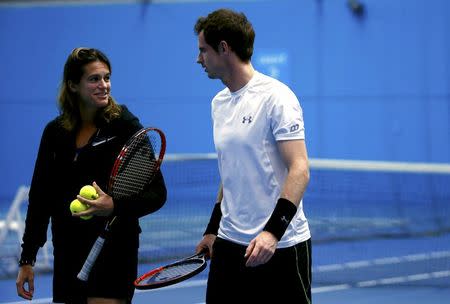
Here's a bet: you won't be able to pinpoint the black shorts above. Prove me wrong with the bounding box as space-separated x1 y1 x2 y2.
206 237 312 304
52 227 139 303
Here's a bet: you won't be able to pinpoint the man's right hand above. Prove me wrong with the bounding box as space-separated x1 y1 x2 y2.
196 234 216 259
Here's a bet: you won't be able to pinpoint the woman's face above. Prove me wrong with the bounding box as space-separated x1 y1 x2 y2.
71 60 111 110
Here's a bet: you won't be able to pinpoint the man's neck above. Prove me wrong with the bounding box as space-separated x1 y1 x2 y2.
223 62 255 93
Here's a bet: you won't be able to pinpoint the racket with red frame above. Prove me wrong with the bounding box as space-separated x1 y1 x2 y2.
134 252 207 290
77 127 166 282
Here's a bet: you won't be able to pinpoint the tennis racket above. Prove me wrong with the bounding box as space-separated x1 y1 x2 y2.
134 252 207 290
77 127 166 282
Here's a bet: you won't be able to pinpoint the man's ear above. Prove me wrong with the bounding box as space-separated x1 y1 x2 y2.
219 41 228 53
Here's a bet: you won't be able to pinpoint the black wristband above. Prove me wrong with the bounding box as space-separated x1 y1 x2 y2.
203 202 222 236
263 198 297 241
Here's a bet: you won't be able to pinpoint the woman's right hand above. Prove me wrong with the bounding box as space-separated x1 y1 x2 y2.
16 265 35 300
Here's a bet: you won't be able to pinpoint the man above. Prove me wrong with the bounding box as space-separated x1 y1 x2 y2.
194 8 312 303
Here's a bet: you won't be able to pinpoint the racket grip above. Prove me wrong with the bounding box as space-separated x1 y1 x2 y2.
77 236 106 281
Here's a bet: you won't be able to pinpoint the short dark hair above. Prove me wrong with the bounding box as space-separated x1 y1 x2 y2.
194 8 255 62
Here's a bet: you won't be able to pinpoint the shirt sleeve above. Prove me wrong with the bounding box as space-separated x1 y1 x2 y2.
270 86 305 141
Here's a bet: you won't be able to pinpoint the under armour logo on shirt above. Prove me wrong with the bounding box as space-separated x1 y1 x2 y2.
290 124 299 132
242 116 253 124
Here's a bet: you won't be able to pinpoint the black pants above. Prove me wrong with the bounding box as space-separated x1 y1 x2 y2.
206 237 312 303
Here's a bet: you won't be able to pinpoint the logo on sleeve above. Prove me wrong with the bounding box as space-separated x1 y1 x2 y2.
290 124 299 132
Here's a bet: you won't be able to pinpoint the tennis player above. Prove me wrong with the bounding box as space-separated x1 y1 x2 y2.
194 9 312 303
16 47 167 303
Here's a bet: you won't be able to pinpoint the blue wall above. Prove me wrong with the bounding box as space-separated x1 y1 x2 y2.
0 0 449 202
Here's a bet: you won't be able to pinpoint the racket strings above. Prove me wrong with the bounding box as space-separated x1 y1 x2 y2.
146 261 204 283
113 132 161 199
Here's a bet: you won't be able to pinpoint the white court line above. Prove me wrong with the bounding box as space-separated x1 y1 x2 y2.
312 270 450 292
313 284 351 293
357 270 450 287
314 250 450 272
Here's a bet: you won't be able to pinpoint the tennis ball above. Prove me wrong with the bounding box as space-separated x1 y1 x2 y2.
79 185 99 200
70 199 92 220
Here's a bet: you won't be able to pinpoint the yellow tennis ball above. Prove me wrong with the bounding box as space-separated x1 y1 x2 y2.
79 185 99 200
70 199 92 220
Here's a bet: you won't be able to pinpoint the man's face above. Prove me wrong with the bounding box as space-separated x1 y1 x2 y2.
196 31 223 79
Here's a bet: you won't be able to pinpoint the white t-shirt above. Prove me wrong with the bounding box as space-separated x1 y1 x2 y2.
212 71 311 248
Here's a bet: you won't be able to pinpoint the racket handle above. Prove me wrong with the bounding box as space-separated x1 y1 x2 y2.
77 236 106 281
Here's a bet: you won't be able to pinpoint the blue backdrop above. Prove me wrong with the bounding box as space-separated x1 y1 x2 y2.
0 0 449 203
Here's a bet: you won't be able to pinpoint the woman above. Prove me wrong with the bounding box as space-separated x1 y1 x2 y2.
16 47 167 303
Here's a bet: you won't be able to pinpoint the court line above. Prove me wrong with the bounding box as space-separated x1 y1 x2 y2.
315 270 450 292
314 250 450 272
